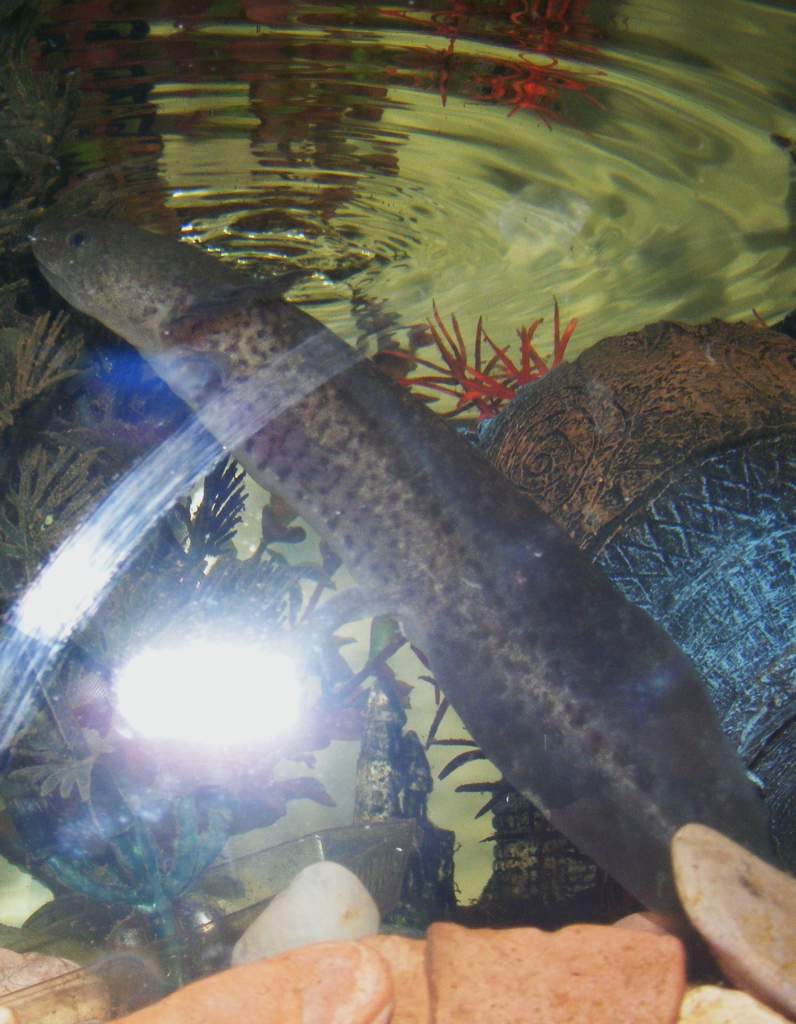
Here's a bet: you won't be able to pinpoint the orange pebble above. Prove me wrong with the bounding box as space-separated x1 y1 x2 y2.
426 921 685 1024
113 940 393 1024
359 934 429 1024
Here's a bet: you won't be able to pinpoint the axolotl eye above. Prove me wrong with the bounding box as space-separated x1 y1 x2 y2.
67 229 88 249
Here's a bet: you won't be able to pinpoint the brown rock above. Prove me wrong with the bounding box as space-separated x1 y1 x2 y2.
678 985 791 1023
672 824 796 1019
112 940 393 1024
359 935 429 1023
425 921 685 1023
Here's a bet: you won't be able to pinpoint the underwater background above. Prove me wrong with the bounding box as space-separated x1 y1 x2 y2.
0 0 793 1001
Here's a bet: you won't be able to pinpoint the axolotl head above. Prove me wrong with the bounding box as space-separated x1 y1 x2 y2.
31 217 251 354
31 216 309 409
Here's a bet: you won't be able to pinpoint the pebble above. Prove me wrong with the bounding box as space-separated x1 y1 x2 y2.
113 940 393 1024
0 950 110 1023
672 823 796 1020
0 952 79 996
360 935 428 1024
8 820 792 1023
425 921 686 1023
678 985 792 1023
231 860 380 965
99 922 795 1024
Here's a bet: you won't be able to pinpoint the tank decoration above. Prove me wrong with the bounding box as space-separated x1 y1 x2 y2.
474 53 604 122
390 313 795 924
352 661 456 931
471 789 629 926
0 313 77 426
467 317 796 918
425 719 624 925
384 300 577 421
0 447 385 978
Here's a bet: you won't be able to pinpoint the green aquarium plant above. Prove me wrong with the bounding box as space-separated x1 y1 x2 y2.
0 441 407 973
0 22 408 968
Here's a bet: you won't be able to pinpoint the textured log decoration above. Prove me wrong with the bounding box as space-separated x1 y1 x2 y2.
481 319 796 874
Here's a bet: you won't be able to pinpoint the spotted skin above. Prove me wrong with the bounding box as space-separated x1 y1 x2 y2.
32 217 773 921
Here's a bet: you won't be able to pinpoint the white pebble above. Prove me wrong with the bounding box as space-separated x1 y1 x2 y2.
231 861 380 965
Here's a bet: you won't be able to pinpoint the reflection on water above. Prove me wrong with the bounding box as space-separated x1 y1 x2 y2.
34 0 795 355
0 0 793 1009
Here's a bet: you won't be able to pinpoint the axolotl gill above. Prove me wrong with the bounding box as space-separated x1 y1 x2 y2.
31 217 773 921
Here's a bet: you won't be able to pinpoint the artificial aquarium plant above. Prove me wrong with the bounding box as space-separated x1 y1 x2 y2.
385 300 576 421
0 24 420 973
2 448 359 954
0 214 421 959
370 0 603 117
0 327 418 970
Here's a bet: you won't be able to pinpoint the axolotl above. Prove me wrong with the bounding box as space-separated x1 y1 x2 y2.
32 217 772 921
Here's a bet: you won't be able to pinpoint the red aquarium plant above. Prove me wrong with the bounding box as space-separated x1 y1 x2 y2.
387 300 577 420
506 0 596 54
380 0 599 117
474 54 604 122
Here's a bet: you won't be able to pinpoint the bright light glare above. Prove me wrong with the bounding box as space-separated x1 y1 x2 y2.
115 641 302 745
14 539 118 645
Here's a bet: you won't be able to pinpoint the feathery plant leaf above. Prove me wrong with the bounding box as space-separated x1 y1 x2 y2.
185 456 247 561
0 443 98 584
0 313 80 429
